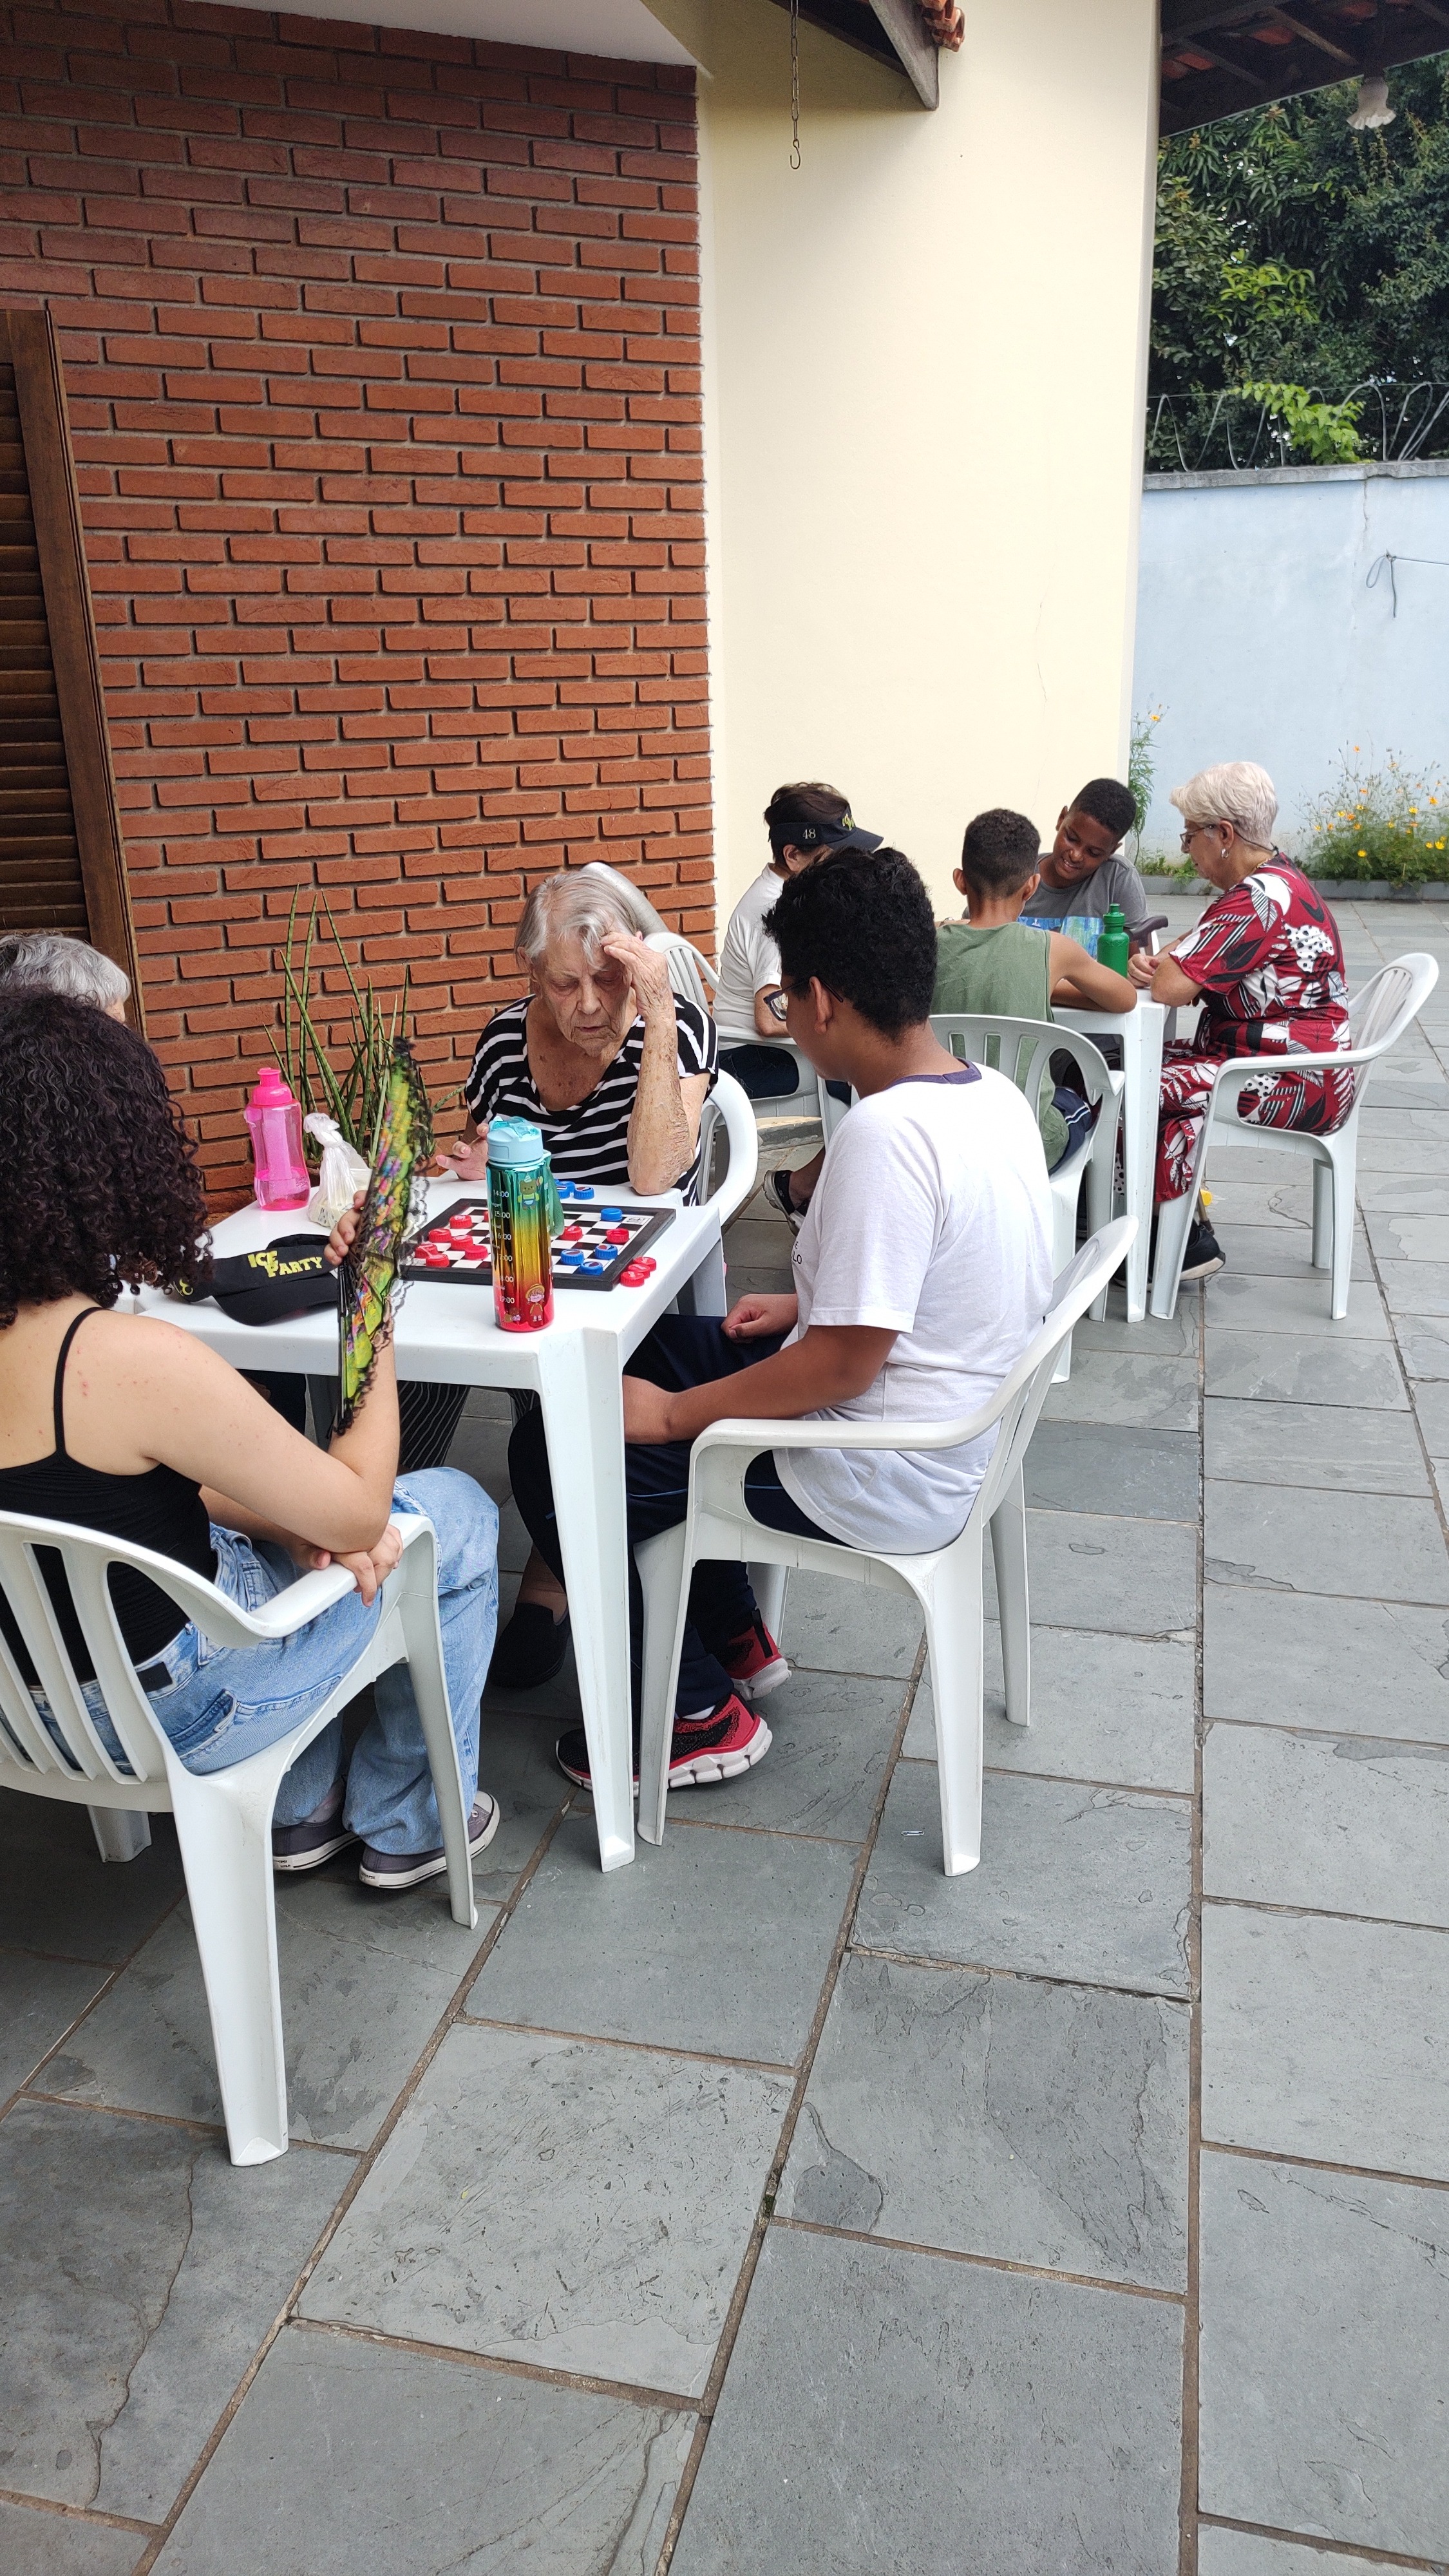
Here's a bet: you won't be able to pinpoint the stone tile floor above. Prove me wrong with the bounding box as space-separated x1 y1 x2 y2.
3 896 1449 2573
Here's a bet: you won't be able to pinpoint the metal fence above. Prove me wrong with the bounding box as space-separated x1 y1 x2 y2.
1146 383 1449 474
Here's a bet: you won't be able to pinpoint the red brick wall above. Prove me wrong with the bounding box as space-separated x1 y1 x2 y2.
0 3 709 1196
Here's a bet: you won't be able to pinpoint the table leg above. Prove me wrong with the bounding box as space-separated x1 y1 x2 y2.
1121 1008 1164 1323
535 1330 636 1871
675 1235 726 1319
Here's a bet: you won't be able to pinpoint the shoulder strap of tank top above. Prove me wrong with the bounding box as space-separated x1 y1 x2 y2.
52 1309 101 1461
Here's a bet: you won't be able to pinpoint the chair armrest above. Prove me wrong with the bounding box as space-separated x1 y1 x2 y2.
688 1406 1002 1462
242 1560 359 1637
241 1510 426 1639
1207 1046 1359 1095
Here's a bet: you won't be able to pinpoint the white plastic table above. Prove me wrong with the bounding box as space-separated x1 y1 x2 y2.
135 1179 727 1873
1053 998 1165 1321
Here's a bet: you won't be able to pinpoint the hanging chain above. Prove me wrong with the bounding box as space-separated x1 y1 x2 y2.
790 0 801 169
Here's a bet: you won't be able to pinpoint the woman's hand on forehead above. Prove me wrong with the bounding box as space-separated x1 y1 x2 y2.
600 931 674 1021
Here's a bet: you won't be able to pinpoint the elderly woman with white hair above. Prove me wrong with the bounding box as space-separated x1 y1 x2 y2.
0 931 129 1017
1128 760 1352 1280
442 866 715 1200
424 869 717 1684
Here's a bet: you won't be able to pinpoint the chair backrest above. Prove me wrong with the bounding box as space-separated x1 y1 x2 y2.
696 1068 759 1228
1346 952 1439 1058
577 859 668 940
930 1010 1116 1112
645 929 719 1013
972 1219 1135 1525
0 1508 254 1788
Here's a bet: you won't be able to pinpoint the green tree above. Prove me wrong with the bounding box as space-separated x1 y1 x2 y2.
1150 54 1449 456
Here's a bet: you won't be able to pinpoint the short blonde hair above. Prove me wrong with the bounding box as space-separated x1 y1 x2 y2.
1171 761 1278 850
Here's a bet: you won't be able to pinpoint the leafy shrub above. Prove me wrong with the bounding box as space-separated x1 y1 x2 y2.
1239 379 1364 463
1302 749 1449 884
1128 705 1165 857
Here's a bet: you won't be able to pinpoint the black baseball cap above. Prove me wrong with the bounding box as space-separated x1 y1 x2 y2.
786 806 884 856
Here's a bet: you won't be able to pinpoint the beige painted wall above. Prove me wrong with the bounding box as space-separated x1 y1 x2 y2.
653 0 1160 917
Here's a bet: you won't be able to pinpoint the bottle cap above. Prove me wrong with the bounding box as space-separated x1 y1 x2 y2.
249 1065 296 1108
1103 904 1126 929
488 1116 547 1170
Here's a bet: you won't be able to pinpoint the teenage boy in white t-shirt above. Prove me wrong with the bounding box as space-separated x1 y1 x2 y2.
714 780 882 1099
506 844 1054 1798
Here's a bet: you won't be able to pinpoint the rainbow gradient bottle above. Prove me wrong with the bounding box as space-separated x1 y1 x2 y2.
486 1118 562 1332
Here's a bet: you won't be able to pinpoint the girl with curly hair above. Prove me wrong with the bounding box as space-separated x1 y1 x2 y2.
0 994 500 1889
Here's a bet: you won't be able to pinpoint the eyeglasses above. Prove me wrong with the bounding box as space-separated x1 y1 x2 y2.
1179 823 1228 853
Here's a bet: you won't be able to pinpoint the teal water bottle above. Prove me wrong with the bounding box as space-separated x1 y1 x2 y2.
1097 904 1130 975
487 1119 562 1333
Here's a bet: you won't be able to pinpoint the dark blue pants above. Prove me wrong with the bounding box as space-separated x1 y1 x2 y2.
719 1043 851 1110
1050 1085 1095 1172
507 1317 835 1719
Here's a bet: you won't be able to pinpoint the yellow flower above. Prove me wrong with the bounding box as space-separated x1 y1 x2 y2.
1359 849 1367 857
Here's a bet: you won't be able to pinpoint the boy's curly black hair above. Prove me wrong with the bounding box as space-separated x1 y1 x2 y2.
0 993 211 1331
766 844 936 1036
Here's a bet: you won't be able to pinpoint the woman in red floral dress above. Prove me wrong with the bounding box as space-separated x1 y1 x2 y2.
1128 762 1352 1280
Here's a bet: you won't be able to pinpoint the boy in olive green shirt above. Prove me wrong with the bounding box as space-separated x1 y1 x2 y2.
934 807 1136 1170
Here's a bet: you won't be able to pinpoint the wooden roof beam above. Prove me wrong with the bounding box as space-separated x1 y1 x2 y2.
766 0 940 107
1265 6 1361 66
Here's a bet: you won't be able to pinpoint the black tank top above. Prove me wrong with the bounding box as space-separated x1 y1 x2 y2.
0 1309 218 1688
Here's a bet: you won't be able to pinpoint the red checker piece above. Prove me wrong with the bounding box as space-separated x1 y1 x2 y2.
620 1263 648 1285
561 1223 583 1242
604 1226 630 1246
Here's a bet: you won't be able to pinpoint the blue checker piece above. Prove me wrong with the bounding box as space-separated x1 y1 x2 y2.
600 1206 623 1221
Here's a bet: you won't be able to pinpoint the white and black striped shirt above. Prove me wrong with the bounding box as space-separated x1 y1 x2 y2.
463 997 718 1202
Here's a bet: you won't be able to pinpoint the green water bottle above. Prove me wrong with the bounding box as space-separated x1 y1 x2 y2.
1097 903 1130 976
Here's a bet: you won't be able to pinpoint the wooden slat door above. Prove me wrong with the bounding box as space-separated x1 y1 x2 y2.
0 308 140 1021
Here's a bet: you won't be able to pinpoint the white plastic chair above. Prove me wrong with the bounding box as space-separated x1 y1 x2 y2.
0 1509 476 2166
696 1066 759 1231
634 1217 1135 1871
645 928 719 1015
930 1013 1123 1367
1150 952 1439 1321
715 1019 829 1122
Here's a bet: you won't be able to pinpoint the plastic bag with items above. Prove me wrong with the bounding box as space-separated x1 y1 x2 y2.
304 1113 370 1230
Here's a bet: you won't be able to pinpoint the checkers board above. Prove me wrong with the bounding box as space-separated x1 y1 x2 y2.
399 1190 675 1293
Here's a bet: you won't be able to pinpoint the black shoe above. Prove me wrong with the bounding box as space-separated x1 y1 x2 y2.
1180 1219 1226 1282
488 1599 570 1690
271 1815 361 1874
358 1797 500 1891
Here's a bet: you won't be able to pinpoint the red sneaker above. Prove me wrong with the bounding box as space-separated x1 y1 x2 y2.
722 1612 790 1705
667 1694 772 1788
554 1694 771 1794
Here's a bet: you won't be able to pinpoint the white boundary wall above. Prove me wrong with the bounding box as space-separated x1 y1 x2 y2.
1134 460 1449 858
654 0 1161 916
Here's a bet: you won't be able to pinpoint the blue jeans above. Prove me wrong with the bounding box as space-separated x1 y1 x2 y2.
43 1470 499 1855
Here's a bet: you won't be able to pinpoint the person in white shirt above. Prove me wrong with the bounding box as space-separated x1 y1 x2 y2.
506 843 1054 1799
714 780 882 1099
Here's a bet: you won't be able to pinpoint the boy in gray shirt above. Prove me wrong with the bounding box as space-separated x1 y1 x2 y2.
1026 777 1148 931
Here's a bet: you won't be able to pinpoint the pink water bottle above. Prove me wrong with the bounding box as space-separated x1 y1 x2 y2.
243 1066 310 1210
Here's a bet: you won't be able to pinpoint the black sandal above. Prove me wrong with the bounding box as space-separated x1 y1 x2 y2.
488 1598 571 1690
